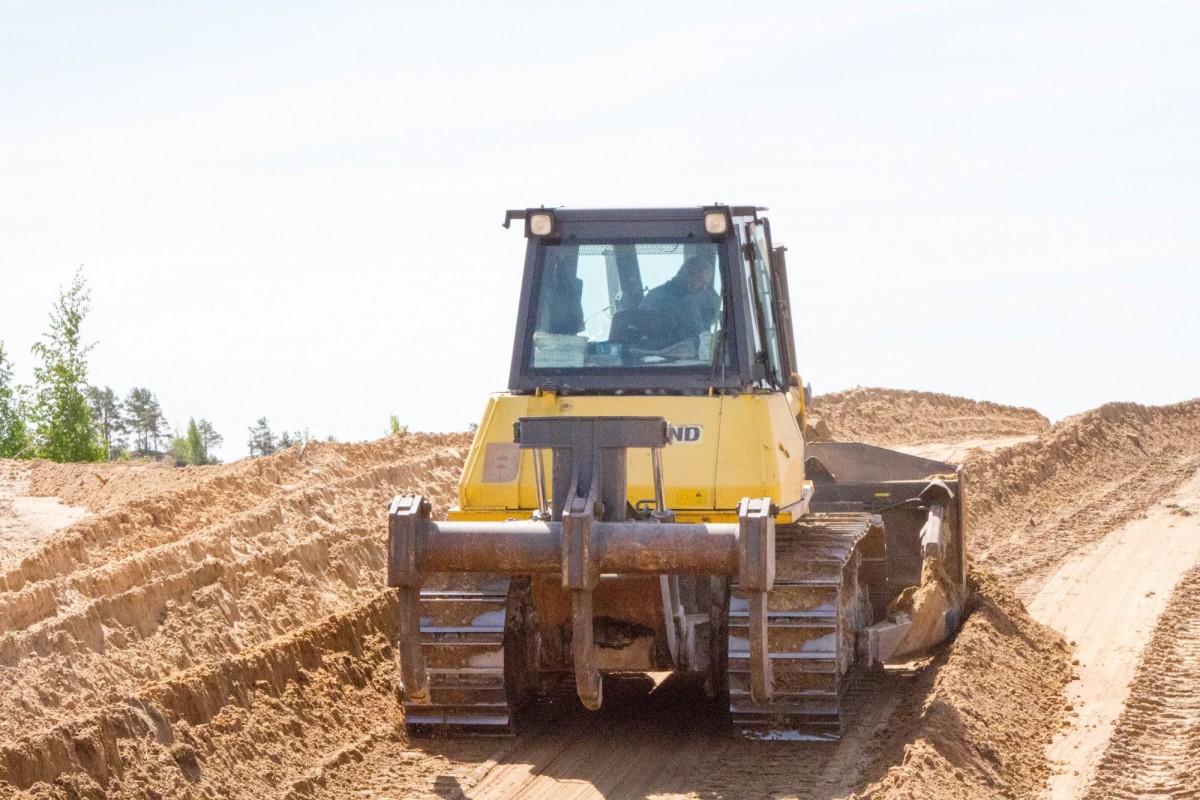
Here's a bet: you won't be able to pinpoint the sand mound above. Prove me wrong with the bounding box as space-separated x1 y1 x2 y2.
0 435 469 797
809 387 1049 447
851 571 1072 800
27 458 181 514
966 399 1200 594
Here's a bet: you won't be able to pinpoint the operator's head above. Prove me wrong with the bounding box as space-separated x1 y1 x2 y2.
678 256 714 295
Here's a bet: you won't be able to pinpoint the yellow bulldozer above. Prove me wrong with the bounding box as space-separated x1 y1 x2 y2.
387 206 966 739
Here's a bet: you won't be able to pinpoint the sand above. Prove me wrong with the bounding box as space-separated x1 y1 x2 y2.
893 434 1040 466
1 389 1198 799
1082 560 1200 799
0 461 87 574
1029 468 1200 799
809 387 1050 447
0 435 472 798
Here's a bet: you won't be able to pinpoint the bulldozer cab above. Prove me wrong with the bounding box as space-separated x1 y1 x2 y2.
505 206 800 398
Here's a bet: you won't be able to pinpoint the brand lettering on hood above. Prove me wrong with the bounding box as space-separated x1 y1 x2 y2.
669 425 703 444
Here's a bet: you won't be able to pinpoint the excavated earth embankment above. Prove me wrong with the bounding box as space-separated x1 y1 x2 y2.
809 387 1050 447
966 400 1200 596
0 436 472 798
846 571 1070 800
0 388 1197 799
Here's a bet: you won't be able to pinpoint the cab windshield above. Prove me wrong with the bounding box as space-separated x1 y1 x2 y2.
529 241 725 370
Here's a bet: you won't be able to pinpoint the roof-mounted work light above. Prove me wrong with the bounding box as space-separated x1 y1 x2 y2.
526 210 556 239
703 206 731 239
502 208 560 239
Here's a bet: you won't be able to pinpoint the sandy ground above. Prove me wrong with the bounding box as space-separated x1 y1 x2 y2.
0 461 87 573
2 389 1199 799
1029 468 1200 798
1083 560 1200 799
319 573 1067 800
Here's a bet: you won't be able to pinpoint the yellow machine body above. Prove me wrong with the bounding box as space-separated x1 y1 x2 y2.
450 390 809 524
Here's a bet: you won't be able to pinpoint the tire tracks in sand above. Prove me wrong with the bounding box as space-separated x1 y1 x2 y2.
1029 465 1200 799
1083 560 1200 800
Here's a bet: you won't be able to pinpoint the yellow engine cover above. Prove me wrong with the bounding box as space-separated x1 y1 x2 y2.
450 391 808 524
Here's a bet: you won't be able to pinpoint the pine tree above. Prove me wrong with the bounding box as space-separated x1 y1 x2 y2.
87 385 125 459
247 417 276 457
197 418 223 458
0 342 29 458
30 269 104 462
124 387 169 457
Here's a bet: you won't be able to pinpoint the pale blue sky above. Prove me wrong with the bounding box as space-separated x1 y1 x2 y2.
2 2 1197 458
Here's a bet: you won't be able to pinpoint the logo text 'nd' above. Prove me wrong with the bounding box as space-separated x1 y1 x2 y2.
669 425 702 444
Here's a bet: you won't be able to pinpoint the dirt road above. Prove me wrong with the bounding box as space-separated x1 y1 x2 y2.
326 571 1066 800
2 390 1198 799
1083 560 1200 799
1030 468 1200 799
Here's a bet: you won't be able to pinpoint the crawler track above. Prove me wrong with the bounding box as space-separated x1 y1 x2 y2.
403 582 517 734
729 512 880 739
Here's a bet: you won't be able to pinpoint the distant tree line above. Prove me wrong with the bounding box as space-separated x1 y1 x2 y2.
86 384 223 465
0 269 223 465
246 418 339 457
3 270 362 464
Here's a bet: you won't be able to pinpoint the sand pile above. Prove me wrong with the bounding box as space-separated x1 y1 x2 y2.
850 571 1072 800
809 387 1049 447
28 459 184 514
0 434 468 798
966 399 1200 594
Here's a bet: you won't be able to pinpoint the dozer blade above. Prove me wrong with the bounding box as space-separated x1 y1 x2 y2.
805 442 968 666
728 513 878 740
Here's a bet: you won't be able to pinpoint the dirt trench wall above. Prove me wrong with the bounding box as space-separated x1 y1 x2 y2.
0 435 469 798
1 594 401 797
965 400 1200 592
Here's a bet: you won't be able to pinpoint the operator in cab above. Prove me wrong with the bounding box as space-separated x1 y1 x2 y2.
639 256 720 356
